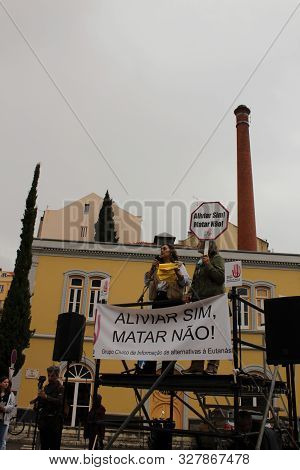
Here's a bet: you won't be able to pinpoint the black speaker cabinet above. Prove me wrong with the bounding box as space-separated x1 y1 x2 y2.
53 313 86 362
264 297 300 365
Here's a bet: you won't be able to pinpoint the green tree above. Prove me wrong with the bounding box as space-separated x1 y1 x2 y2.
94 190 119 243
0 163 40 376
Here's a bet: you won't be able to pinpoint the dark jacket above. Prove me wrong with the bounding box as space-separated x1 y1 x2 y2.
84 404 106 449
189 253 225 300
38 381 64 429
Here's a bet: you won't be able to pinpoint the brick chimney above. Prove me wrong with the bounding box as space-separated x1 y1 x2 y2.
234 105 257 251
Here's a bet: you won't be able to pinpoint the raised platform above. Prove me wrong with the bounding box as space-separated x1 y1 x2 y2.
99 373 287 397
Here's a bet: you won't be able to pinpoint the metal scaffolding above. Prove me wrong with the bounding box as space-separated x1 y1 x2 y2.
91 290 299 450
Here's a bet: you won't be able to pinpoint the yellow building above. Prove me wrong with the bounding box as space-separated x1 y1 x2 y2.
16 239 299 429
0 268 14 312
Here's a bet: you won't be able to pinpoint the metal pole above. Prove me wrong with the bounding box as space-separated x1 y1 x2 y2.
121 360 152 425
231 288 239 429
255 365 278 449
232 288 239 370
174 393 219 433
62 361 70 415
195 393 210 421
32 406 40 449
93 359 101 407
169 391 174 423
59 360 70 449
168 391 175 450
105 361 176 449
290 364 299 443
286 365 294 432
237 296 242 369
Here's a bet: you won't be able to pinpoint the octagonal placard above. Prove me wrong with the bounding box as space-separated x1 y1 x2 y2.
190 201 229 241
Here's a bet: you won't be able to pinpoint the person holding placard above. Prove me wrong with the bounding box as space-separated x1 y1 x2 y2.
182 240 225 375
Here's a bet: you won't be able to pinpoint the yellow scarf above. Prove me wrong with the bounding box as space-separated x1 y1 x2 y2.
156 263 178 282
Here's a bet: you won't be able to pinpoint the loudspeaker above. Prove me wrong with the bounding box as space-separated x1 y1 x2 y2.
53 313 86 362
264 297 300 365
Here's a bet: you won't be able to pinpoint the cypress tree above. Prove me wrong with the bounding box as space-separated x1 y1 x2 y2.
0 163 40 376
94 190 119 243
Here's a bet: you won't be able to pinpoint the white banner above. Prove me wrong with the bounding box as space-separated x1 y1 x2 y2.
94 294 232 361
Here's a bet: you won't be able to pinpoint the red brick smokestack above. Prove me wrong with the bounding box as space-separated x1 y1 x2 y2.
234 105 257 251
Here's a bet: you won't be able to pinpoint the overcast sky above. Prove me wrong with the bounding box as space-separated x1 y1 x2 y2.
1 0 300 270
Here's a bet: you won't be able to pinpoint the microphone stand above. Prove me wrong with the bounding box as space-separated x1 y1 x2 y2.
32 376 46 450
136 265 157 307
32 401 41 450
137 283 150 306
135 263 157 374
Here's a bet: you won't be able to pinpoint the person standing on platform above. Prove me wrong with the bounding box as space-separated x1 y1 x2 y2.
30 365 64 450
182 240 225 375
143 244 190 374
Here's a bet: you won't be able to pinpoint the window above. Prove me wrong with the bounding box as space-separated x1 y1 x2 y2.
63 363 93 427
62 271 110 320
80 226 88 237
87 279 102 320
67 277 83 313
255 287 271 330
238 287 251 329
235 282 274 331
84 204 90 214
1 273 7 278
0 285 4 293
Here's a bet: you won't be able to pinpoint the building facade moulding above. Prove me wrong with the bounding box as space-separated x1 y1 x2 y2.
32 239 300 270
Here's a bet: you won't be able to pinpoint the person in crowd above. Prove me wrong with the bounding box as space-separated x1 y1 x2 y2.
84 394 106 449
143 243 190 374
182 240 225 375
0 376 16 450
30 365 64 450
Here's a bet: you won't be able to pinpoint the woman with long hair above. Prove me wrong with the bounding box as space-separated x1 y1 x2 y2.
0 376 16 450
143 243 190 374
146 244 189 306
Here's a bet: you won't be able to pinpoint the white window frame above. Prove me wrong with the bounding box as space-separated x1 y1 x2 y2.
61 270 111 319
62 363 93 427
238 286 251 330
67 277 84 313
255 286 271 331
87 278 103 321
237 281 275 331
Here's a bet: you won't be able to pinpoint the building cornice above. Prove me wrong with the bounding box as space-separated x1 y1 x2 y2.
32 238 300 270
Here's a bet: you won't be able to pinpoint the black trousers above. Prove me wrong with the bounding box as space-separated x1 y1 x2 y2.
39 422 62 450
144 292 183 375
